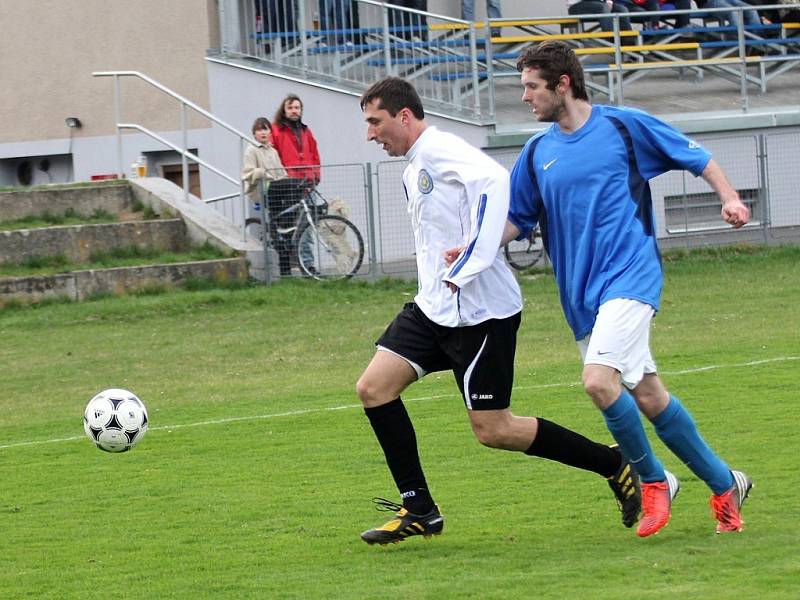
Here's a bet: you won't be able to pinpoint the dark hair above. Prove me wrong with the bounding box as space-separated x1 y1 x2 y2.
360 77 425 120
274 94 303 126
516 41 589 102
251 117 271 135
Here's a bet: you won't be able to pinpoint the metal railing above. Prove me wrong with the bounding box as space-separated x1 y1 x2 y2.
216 1 800 123
218 0 487 120
92 70 257 236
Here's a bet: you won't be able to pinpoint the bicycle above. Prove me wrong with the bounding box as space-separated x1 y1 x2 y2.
504 226 545 271
244 181 365 280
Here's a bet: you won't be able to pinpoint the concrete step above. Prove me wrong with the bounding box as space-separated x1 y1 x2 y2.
0 183 133 221
0 257 249 305
0 219 190 265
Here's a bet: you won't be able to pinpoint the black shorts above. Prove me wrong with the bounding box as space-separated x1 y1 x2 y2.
376 302 521 411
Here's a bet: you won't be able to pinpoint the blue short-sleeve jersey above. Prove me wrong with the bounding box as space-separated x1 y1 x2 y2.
508 105 711 340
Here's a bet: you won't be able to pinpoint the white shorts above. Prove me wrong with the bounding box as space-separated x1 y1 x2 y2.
577 298 658 389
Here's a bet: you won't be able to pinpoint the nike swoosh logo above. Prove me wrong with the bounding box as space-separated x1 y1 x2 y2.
543 158 558 170
597 351 612 355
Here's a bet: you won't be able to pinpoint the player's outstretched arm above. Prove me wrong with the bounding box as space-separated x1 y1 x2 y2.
702 159 750 229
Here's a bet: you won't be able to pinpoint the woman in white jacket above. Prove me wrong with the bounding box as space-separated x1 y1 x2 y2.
241 117 301 276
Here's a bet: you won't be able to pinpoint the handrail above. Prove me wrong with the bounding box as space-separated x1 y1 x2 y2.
93 70 256 145
116 124 239 187
92 70 255 239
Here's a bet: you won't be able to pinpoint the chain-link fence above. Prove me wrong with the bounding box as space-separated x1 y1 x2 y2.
765 130 800 241
375 159 416 275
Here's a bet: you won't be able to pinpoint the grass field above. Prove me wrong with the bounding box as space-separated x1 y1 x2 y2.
1 246 798 599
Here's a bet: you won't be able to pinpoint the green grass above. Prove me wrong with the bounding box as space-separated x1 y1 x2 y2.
0 243 231 277
1 246 798 599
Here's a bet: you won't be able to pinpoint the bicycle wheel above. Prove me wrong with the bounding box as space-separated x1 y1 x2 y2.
504 227 544 271
295 215 364 280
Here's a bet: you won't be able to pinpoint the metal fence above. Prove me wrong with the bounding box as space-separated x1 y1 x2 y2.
286 128 798 280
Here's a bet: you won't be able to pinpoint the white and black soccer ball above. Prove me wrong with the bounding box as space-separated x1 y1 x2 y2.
83 388 149 453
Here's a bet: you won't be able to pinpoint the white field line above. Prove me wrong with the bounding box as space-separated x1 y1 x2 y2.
1 355 797 451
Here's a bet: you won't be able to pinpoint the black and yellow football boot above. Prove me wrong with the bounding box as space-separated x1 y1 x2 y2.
360 498 444 545
607 444 642 528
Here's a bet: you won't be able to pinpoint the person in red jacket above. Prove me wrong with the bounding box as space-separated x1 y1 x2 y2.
271 94 322 184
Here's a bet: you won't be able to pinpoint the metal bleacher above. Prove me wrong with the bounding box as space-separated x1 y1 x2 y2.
217 1 800 124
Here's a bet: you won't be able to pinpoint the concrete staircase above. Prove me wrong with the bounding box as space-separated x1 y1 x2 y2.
0 180 263 305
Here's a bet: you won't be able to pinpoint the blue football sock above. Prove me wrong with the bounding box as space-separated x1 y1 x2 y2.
602 390 665 483
651 395 733 495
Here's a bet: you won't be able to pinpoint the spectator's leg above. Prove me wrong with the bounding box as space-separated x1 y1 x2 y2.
568 1 615 33
269 182 302 276
488 0 502 36
671 0 692 28
634 0 661 28
461 0 475 21
617 0 650 26
611 3 633 30
703 0 736 27
729 0 761 26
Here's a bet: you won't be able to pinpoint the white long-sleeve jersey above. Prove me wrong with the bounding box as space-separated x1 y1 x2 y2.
402 127 522 327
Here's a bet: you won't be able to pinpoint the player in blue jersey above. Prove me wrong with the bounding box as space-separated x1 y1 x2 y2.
504 41 752 537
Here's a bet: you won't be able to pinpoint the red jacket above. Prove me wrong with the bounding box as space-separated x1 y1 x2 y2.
271 121 321 183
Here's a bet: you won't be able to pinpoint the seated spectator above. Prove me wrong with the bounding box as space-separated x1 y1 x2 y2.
694 0 762 28
567 0 634 32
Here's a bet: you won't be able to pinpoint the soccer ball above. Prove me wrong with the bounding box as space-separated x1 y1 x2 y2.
83 388 149 453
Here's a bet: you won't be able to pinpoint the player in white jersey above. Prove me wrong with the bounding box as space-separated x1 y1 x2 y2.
356 77 643 546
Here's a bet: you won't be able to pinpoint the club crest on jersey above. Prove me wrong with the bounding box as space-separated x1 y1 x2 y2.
418 169 434 194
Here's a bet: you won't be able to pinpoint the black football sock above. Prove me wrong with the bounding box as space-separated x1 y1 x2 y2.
365 397 434 514
524 418 620 478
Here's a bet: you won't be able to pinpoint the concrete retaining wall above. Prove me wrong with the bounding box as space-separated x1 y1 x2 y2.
0 183 133 220
0 219 189 264
0 258 248 304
